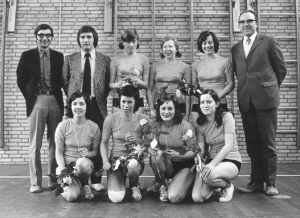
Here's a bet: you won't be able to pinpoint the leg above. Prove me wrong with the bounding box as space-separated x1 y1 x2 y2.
168 168 195 203
192 172 214 203
46 96 62 184
28 95 48 188
75 157 94 199
107 168 127 203
61 177 81 202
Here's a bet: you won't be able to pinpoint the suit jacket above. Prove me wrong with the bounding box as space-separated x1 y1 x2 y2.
17 47 64 117
231 34 287 112
62 51 111 118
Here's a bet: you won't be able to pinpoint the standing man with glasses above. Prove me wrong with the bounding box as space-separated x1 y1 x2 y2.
231 10 287 195
17 24 64 193
63 25 110 193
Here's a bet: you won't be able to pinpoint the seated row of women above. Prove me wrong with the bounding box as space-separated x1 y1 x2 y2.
54 85 241 204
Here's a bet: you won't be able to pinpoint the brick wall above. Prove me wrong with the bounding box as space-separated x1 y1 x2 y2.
0 0 299 164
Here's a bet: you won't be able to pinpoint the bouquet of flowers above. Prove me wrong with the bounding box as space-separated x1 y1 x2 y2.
180 129 199 155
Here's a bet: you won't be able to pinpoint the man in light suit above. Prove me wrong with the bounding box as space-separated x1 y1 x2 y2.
17 24 64 193
231 10 287 195
63 25 110 193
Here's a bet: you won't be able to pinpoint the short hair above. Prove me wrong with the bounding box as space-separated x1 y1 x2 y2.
119 85 140 113
196 89 224 128
65 91 93 120
34 24 53 39
238 10 257 21
197 30 219 53
118 28 140 49
77 25 98 48
159 36 182 59
155 95 183 125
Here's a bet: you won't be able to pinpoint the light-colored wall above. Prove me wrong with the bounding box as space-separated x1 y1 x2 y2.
0 0 299 164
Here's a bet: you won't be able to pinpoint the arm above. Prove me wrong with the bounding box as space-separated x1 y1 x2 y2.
62 56 70 96
16 52 27 97
269 37 287 86
100 118 112 170
134 56 149 89
105 56 111 98
146 65 156 117
217 58 235 99
108 57 122 90
55 122 67 171
184 64 191 120
88 124 101 158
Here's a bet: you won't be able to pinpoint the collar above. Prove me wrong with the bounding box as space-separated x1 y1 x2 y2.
244 32 257 43
81 49 95 60
38 47 50 58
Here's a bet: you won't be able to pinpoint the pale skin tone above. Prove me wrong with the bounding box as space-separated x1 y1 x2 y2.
192 94 239 202
79 32 95 53
191 34 235 127
36 29 52 51
147 39 191 121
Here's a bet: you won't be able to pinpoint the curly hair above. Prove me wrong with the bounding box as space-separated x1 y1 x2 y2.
65 91 93 120
155 95 183 125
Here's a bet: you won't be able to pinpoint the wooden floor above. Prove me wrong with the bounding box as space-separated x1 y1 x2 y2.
0 163 299 218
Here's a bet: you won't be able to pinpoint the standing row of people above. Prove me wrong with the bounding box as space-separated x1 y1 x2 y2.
17 10 286 203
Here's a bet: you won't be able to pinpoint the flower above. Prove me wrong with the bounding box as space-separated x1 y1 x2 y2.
182 129 193 141
127 159 138 168
62 175 73 185
176 89 182 98
139 118 148 126
132 69 141 76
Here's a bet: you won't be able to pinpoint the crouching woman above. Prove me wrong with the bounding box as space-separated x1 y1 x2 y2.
192 89 241 203
55 91 101 201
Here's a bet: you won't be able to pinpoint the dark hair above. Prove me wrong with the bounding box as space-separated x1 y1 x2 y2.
196 89 223 128
65 91 93 120
238 10 257 22
77 25 98 48
197 30 219 53
155 95 183 125
34 24 53 39
160 36 182 59
119 85 140 113
118 28 140 49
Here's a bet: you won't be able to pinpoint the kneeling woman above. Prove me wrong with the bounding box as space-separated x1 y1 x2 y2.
55 91 101 201
101 85 148 202
148 95 197 202
192 89 241 203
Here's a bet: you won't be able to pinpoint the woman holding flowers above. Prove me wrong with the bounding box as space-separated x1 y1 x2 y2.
109 28 149 113
192 89 241 203
55 91 101 201
100 85 150 202
147 36 191 120
147 95 197 202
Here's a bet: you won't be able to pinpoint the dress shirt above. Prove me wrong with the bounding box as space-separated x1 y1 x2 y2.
243 32 257 58
38 47 52 90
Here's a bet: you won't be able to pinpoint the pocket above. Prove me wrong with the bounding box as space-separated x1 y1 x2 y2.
262 80 277 87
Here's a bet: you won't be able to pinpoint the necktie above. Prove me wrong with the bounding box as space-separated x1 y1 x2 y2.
82 53 91 96
246 37 251 45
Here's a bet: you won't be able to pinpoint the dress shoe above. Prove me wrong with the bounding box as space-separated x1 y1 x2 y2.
30 185 43 193
238 182 263 193
265 185 278 195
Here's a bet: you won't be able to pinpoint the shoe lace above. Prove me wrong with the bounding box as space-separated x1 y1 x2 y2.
132 187 141 196
84 186 92 195
150 180 160 190
160 186 167 197
137 182 144 190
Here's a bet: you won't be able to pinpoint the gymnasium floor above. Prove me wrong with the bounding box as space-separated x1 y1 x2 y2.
0 163 299 218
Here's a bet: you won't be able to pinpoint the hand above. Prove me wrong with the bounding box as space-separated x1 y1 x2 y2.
103 161 111 171
163 150 180 161
150 110 156 119
118 80 126 88
201 163 215 178
78 148 89 157
131 77 142 88
125 133 137 145
148 147 159 156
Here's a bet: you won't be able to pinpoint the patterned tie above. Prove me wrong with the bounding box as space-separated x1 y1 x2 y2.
82 53 91 96
246 37 251 45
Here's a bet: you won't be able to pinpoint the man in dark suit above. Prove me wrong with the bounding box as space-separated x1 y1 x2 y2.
17 24 64 193
231 10 287 195
63 25 110 193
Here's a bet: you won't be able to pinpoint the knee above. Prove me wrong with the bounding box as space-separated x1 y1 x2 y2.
168 192 182 204
108 190 126 203
61 184 81 202
192 192 205 203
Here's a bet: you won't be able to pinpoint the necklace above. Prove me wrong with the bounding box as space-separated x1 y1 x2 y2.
72 120 86 152
164 124 175 151
118 113 137 135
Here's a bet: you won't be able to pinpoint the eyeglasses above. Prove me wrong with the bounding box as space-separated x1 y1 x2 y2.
37 34 52 39
238 19 256 25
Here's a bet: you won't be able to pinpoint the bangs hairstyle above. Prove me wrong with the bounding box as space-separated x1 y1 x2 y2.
160 36 182 59
155 95 183 125
197 30 219 53
65 91 93 120
118 28 140 49
119 85 140 113
77 25 98 48
196 89 223 128
34 24 53 38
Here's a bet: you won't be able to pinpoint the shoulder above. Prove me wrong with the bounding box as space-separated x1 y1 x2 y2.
222 112 234 122
66 52 80 60
177 60 189 67
87 120 99 129
135 112 148 120
137 53 149 60
105 112 119 122
57 119 71 130
181 119 194 129
50 49 63 56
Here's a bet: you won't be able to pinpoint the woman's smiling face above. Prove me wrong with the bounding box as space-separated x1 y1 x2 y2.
160 100 175 122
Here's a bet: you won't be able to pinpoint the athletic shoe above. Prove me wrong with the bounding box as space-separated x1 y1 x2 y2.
219 183 234 203
147 180 160 193
131 186 142 201
159 185 168 202
83 185 94 199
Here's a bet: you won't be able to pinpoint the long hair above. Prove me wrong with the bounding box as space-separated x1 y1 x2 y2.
159 36 182 59
65 91 93 120
119 85 140 113
155 95 183 125
118 28 140 49
196 89 223 128
77 25 98 48
197 30 219 53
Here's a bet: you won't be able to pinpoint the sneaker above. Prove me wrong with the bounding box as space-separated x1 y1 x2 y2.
165 178 172 189
159 185 168 202
131 186 142 201
147 180 160 193
91 183 106 192
219 183 234 203
265 185 278 196
83 185 94 199
30 185 42 193
137 181 144 191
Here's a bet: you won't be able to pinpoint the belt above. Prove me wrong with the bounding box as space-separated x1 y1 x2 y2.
39 89 54 95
